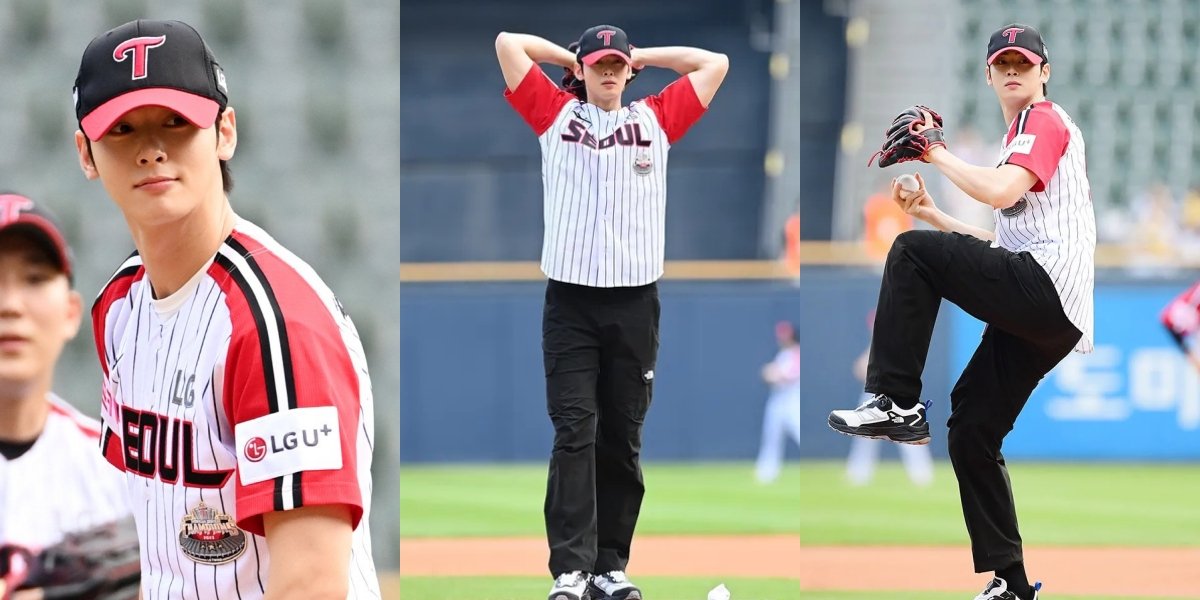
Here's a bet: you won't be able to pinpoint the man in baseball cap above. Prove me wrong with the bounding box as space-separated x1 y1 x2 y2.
574 24 633 66
71 18 381 599
986 23 1049 65
73 19 228 141
0 193 73 284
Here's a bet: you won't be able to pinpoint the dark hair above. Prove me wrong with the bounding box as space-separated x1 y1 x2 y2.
216 110 233 193
83 110 233 194
561 42 587 102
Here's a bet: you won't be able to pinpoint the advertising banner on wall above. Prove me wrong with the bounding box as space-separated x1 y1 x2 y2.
950 284 1200 460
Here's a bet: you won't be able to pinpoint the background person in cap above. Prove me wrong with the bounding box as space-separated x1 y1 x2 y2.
826 22 1094 600
495 24 728 600
0 193 138 599
843 309 934 488
72 19 381 598
752 321 802 485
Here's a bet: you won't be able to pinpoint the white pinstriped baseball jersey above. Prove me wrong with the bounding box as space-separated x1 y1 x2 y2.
93 219 380 599
505 65 707 287
0 395 130 554
994 101 1095 353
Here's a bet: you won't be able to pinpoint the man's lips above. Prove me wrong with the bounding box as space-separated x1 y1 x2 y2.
135 176 176 189
0 334 29 351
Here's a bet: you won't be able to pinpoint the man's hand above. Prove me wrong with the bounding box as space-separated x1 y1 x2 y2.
893 172 938 222
869 105 947 167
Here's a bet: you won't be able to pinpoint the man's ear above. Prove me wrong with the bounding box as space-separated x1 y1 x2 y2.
216 107 238 161
74 130 99 180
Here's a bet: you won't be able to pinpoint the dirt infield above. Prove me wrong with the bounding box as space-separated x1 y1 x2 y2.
399 535 1199 597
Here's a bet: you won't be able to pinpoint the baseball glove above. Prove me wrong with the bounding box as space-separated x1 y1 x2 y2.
9 517 140 600
868 105 947 167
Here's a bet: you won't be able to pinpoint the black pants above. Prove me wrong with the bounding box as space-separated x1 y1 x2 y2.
542 279 660 577
865 230 1081 572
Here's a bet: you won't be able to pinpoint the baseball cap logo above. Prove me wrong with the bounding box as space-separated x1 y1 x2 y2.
1002 27 1024 43
596 29 616 46
113 35 166 80
0 195 33 226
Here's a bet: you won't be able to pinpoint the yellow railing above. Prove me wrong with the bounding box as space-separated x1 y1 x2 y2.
399 242 1196 282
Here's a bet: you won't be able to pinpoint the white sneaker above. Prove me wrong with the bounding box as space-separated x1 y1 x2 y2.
828 394 931 445
589 570 643 600
974 577 1041 600
548 571 591 600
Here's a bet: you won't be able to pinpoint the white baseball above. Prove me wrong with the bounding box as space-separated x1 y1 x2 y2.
896 173 919 192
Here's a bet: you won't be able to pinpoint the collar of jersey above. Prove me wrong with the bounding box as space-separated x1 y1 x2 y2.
150 257 215 318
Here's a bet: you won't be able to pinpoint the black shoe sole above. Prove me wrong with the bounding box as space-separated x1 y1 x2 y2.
827 414 931 445
587 586 642 600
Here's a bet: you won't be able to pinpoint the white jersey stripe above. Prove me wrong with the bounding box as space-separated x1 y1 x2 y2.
505 71 704 287
993 101 1095 352
95 219 379 598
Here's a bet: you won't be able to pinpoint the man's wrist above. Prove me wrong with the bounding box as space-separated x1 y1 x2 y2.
924 145 950 164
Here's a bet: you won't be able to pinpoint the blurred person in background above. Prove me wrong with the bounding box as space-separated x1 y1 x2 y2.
0 193 136 599
495 22 728 600
1176 187 1200 261
1159 280 1200 373
935 126 994 232
1126 182 1179 274
753 321 801 484
844 310 933 488
863 176 915 262
828 23 1094 600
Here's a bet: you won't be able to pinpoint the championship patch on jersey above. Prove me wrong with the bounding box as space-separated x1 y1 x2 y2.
178 501 247 564
234 406 343 485
633 152 653 175
1001 133 1036 161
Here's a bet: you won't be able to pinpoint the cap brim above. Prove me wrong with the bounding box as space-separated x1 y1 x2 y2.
80 88 220 141
987 47 1043 65
0 219 73 281
582 49 631 66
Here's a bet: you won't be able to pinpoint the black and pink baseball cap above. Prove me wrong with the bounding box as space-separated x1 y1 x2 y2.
575 25 633 66
73 19 228 141
987 23 1049 65
0 193 74 283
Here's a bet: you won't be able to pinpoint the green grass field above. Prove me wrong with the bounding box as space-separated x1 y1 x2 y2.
798 460 1200 546
400 462 802 537
399 577 798 600
400 460 1199 599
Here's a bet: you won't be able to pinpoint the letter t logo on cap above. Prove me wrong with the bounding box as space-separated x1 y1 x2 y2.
113 35 167 80
596 30 616 46
1002 27 1024 43
0 195 32 226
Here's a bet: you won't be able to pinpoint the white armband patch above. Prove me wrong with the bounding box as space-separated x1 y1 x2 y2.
235 406 342 486
1001 133 1036 161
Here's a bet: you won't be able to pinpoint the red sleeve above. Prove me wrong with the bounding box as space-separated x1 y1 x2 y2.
1161 281 1200 335
640 75 707 144
92 260 144 471
504 64 573 135
90 259 143 377
1001 102 1069 193
216 237 365 537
